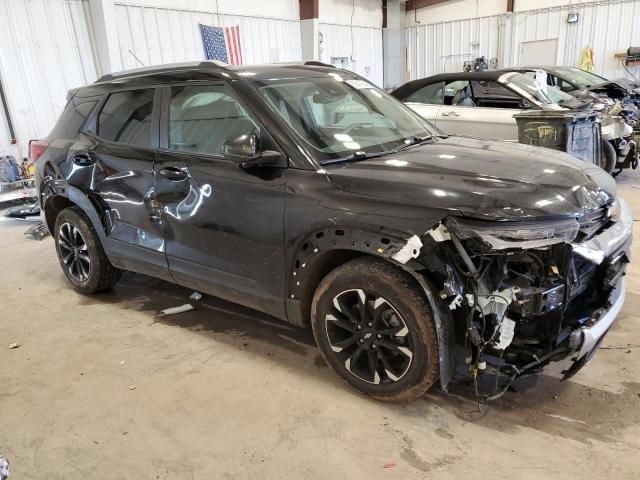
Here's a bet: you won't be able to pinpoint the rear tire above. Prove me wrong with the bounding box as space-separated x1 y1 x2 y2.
311 257 440 402
54 207 122 293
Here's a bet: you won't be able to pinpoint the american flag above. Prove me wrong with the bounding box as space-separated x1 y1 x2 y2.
199 23 243 65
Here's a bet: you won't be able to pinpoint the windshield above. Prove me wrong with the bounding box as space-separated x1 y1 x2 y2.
555 67 607 88
258 75 437 161
500 72 575 105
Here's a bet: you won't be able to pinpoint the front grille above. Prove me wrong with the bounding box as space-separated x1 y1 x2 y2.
577 206 610 240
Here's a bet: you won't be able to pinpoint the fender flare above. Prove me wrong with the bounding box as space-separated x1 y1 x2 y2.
286 225 455 391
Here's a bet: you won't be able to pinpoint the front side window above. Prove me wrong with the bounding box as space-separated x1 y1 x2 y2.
258 75 436 161
168 85 258 156
406 82 444 104
443 80 474 106
98 89 155 147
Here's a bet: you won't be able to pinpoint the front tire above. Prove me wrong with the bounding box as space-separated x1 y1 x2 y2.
311 257 440 402
54 207 122 293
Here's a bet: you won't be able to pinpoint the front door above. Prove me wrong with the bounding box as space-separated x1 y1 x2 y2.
154 83 288 318
437 79 522 141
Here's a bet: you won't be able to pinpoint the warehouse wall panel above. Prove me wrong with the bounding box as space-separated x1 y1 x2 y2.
406 0 640 82
112 3 302 71
509 0 640 80
0 0 96 159
406 14 502 80
319 23 383 86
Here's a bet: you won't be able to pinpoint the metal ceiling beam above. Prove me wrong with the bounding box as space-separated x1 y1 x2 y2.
299 0 319 19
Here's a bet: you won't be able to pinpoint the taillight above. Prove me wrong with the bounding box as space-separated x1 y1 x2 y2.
29 139 49 163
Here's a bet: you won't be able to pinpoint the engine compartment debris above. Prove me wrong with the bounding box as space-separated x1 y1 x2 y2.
414 200 631 401
391 235 423 264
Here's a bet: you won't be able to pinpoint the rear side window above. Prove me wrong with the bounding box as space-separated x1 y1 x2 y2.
49 100 97 139
406 82 444 104
98 89 155 147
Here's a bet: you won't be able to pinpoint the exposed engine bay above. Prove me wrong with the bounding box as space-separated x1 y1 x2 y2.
415 199 632 400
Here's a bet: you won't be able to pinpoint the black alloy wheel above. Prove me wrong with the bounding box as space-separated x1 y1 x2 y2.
311 257 440 402
57 222 91 282
325 288 414 385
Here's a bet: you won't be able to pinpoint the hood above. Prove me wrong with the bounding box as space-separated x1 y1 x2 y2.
588 78 640 98
325 136 616 222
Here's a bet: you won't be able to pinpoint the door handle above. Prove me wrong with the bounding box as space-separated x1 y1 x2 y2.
441 111 459 117
71 152 95 166
159 167 188 181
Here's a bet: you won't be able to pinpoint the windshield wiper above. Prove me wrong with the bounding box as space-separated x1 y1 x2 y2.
320 135 433 165
321 150 390 165
392 135 433 153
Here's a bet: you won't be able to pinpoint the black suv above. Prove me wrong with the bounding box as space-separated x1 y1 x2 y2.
35 62 631 402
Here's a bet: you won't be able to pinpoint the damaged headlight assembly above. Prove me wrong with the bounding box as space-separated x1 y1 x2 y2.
446 217 581 250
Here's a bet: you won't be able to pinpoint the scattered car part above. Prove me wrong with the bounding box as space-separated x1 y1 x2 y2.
24 222 50 240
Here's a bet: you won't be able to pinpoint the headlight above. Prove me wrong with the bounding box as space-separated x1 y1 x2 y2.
447 217 580 250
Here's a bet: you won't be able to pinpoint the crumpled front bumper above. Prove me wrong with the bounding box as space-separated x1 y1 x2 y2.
560 197 633 378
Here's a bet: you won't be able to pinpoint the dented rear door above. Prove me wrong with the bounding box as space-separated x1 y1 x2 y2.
66 86 171 280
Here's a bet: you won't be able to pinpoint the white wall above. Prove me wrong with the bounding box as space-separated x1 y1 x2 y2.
407 0 604 25
115 0 299 20
407 0 505 25
406 0 640 81
514 0 600 11
112 3 302 71
320 0 382 27
0 0 96 159
317 0 383 85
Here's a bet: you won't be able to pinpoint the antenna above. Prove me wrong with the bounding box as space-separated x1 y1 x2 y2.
128 50 145 67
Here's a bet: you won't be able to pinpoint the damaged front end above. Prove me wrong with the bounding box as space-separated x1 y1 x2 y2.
418 198 632 398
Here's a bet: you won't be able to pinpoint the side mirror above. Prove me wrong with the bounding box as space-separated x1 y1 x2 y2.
223 132 260 161
222 132 282 169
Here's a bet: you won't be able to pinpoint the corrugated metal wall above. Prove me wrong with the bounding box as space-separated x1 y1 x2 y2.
509 0 640 79
112 3 302 71
406 14 503 79
407 0 640 81
0 0 96 159
318 23 383 86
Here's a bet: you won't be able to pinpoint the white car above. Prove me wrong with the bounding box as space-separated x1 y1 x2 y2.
391 70 586 141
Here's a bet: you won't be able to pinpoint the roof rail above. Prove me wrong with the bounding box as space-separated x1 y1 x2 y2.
95 61 228 83
304 61 336 68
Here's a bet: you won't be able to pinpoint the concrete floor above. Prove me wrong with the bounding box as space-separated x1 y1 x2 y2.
1 173 639 480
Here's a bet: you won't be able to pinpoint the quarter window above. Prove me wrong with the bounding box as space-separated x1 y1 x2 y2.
98 89 155 147
50 100 98 139
168 85 258 156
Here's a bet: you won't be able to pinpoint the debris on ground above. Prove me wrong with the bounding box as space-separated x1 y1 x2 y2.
120 360 126 366
160 304 194 316
24 222 50 240
189 291 202 301
383 463 397 469
128 385 136 391
8 343 19 349
601 344 640 350
0 454 9 480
